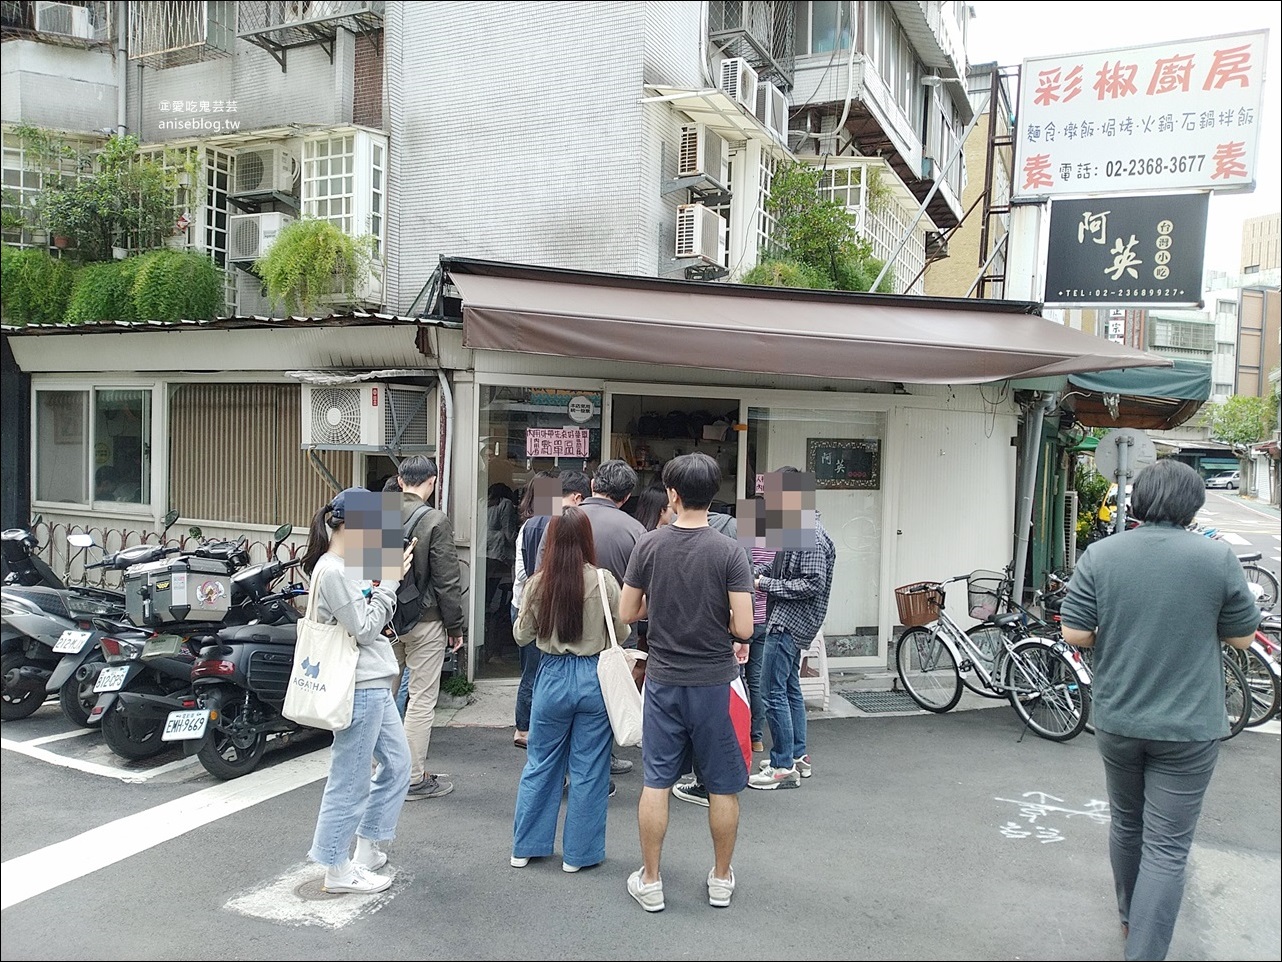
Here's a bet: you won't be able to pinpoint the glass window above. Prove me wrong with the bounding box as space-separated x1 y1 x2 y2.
796 1 852 56
34 387 153 506
302 134 355 235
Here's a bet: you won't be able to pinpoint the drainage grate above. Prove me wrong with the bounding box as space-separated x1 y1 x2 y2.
838 690 921 714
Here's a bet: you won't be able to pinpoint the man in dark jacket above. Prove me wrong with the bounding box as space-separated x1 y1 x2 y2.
397 455 466 800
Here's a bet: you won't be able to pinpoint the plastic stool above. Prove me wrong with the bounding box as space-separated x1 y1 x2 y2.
798 629 830 712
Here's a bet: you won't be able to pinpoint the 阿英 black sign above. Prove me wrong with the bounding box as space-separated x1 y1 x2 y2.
1044 192 1208 306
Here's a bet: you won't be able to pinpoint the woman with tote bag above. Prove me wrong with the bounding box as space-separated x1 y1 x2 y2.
300 487 414 895
510 506 632 873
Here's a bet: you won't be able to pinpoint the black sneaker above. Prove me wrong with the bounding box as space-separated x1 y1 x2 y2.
609 780 617 798
610 755 634 776
671 779 709 807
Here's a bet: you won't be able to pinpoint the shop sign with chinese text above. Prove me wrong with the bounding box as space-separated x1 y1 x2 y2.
1014 31 1267 199
526 428 590 459
1043 193 1208 306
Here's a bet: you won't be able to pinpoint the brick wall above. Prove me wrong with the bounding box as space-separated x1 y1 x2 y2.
354 29 385 129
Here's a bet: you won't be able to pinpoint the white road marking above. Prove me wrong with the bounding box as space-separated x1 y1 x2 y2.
24 729 94 747
0 736 200 783
1220 533 1251 545
0 750 330 911
225 861 409 929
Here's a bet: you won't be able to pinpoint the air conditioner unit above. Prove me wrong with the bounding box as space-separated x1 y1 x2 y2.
677 125 728 186
676 203 726 267
228 212 294 263
754 81 789 140
319 267 384 310
233 145 298 197
35 1 93 38
1062 490 1079 572
301 383 437 453
719 57 758 109
234 271 277 317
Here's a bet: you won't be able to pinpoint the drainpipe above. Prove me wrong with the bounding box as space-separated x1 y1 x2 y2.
697 1 715 87
436 368 454 516
1012 392 1059 606
115 1 127 135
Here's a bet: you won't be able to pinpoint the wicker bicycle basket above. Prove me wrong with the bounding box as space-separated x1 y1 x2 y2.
967 570 1007 620
894 582 945 627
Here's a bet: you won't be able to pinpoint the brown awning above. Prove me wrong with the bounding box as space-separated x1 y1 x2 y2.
443 259 1170 385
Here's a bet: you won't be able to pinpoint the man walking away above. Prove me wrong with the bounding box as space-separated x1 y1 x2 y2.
537 459 647 779
620 452 754 911
748 467 835 791
397 456 466 800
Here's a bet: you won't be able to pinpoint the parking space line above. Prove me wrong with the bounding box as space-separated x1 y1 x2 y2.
0 737 201 783
0 750 330 911
25 729 94 747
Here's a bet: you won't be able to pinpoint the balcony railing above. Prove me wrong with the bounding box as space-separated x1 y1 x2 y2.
708 0 794 92
1 0 112 46
237 0 384 70
128 1 235 69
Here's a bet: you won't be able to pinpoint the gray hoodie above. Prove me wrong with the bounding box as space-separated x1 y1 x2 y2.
309 552 401 689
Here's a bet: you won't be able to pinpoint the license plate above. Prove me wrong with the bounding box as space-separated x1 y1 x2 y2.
142 634 184 659
162 709 209 741
93 665 130 693
54 630 93 654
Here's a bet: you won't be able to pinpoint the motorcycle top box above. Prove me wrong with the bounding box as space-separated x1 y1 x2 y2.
125 557 233 626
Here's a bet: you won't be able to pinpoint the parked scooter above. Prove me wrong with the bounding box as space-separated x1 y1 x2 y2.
101 525 302 762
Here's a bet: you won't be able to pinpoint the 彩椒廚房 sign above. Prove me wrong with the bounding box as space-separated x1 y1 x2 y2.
1014 30 1267 199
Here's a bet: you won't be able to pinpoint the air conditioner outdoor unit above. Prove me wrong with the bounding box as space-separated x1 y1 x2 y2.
675 203 726 267
35 1 93 38
755 81 789 140
1062 490 1079 572
228 212 294 263
719 57 758 109
677 125 728 186
301 383 437 453
233 145 298 197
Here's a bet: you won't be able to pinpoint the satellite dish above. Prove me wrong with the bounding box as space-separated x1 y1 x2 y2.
1094 428 1157 484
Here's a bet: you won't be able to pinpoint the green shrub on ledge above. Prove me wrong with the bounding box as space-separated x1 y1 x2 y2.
0 247 75 326
131 250 224 321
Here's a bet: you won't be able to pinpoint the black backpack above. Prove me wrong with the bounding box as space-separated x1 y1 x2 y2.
391 503 432 635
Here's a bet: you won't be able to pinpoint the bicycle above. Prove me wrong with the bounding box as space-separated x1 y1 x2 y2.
956 567 1067 701
1234 613 1280 728
893 574 1091 741
1238 552 1279 612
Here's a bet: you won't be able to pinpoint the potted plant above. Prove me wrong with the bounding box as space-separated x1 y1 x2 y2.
255 217 376 316
438 672 475 709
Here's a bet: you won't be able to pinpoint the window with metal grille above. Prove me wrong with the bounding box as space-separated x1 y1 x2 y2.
302 134 355 235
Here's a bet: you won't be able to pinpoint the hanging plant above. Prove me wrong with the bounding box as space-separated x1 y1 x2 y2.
130 250 225 321
0 247 76 326
255 218 374 316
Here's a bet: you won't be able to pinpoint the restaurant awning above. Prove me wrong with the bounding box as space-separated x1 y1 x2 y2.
1063 359 1212 430
438 258 1170 386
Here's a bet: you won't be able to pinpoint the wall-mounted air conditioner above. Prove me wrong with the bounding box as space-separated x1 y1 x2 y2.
719 57 758 109
234 270 277 316
233 145 298 197
755 81 789 141
35 2 93 38
301 383 437 453
228 212 294 263
678 124 728 187
676 203 727 267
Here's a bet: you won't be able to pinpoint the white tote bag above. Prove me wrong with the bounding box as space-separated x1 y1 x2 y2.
282 566 360 732
595 568 643 748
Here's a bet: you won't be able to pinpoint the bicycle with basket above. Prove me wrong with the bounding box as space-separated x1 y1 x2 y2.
892 570 1092 741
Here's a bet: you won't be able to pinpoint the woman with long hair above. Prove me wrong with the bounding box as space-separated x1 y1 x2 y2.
510 506 630 873
631 482 673 533
300 487 414 895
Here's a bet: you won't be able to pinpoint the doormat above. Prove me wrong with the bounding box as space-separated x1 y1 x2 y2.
837 690 921 714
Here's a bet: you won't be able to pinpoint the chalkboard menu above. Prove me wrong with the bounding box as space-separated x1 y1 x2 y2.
807 438 880 490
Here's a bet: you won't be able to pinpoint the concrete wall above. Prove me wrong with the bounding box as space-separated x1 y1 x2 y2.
1 40 119 131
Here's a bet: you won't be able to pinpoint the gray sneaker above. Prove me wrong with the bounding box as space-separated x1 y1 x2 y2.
406 774 454 800
628 868 665 912
610 755 634 775
707 867 736 907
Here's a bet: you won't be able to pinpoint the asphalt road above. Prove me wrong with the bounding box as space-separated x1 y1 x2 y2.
2 695 1278 961
1199 491 1280 585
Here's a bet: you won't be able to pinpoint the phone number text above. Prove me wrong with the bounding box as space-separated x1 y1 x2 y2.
1104 156 1206 177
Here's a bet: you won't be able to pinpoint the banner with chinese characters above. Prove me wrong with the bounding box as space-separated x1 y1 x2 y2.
1014 31 1268 199
1043 193 1209 306
526 428 590 459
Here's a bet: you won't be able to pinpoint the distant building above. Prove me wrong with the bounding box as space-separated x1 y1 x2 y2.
1241 212 1280 274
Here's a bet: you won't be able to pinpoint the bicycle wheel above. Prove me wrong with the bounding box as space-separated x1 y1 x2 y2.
1004 641 1089 741
1235 646 1280 728
961 626 1007 699
895 626 961 713
1242 564 1279 611
1222 652 1250 740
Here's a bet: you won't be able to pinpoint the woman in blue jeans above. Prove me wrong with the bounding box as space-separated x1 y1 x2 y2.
300 487 414 895
1061 460 1260 960
510 506 630 872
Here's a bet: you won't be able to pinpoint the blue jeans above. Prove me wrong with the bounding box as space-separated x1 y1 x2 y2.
744 624 768 743
395 667 410 717
309 687 412 867
512 653 613 868
513 604 541 732
1096 730 1219 961
763 630 807 770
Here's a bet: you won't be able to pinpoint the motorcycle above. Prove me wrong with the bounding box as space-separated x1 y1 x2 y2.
105 525 303 764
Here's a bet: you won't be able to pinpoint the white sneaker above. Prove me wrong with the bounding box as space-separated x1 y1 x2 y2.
510 856 530 867
322 864 392 894
794 754 813 778
627 868 665 912
352 839 387 871
707 867 736 907
748 765 800 790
